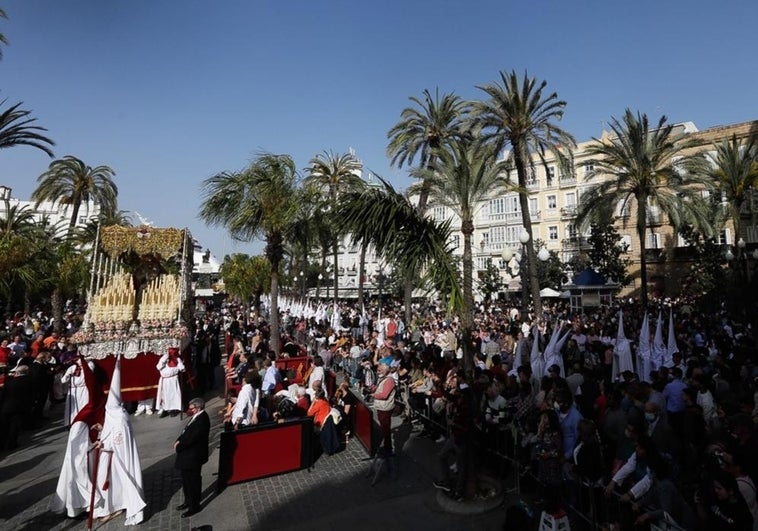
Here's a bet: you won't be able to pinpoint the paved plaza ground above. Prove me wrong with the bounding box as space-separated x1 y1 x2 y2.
0 383 510 531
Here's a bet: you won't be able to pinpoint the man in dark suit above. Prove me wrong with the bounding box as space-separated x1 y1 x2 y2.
173 397 210 518
0 365 34 451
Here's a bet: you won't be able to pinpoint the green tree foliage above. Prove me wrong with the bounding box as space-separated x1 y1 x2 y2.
477 259 504 311
0 99 55 157
677 224 728 312
220 254 271 312
705 134 758 242
33 156 117 233
200 152 301 354
576 109 713 307
586 224 632 285
534 242 566 290
304 150 364 305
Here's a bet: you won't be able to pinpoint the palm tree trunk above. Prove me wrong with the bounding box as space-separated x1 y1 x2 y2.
513 150 541 316
68 201 81 235
332 239 339 308
23 290 31 316
461 220 474 374
358 243 366 305
403 272 412 330
51 287 63 333
269 265 280 355
636 196 649 309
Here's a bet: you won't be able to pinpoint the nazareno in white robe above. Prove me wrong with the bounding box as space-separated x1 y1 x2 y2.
155 353 184 412
61 360 94 426
92 355 146 525
51 421 96 517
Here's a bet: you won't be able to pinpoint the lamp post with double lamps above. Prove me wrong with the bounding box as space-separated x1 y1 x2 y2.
501 229 528 318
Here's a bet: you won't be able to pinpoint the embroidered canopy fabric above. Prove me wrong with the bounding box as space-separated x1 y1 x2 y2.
99 225 186 259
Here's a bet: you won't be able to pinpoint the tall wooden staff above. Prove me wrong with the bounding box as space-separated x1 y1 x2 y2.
86 445 101 531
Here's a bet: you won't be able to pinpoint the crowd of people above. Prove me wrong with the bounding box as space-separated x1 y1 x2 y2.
1 295 756 530
241 298 756 530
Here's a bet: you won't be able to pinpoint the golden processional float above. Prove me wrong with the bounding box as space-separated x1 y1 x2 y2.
71 225 194 401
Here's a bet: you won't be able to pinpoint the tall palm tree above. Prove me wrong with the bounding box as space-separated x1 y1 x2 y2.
0 99 55 157
304 150 364 305
388 89 468 323
33 156 117 234
575 109 713 307
200 152 301 354
412 139 512 370
470 70 576 315
387 88 469 213
707 134 758 245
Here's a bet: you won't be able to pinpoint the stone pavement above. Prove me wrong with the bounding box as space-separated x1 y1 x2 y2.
0 392 510 531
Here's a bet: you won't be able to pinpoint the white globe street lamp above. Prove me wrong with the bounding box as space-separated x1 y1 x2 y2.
519 228 530 244
737 237 746 249
501 247 514 262
537 246 550 262
725 249 734 261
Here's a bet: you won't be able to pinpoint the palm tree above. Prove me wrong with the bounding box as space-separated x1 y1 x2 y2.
33 156 117 234
412 139 512 370
0 99 55 156
0 8 8 60
336 176 462 315
575 109 713 307
387 88 469 213
707 134 758 246
304 150 364 305
470 70 576 315
200 152 301 355
220 254 271 314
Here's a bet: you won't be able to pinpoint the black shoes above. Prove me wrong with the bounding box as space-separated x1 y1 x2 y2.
159 411 169 418
169 410 179 417
181 508 200 518
176 504 188 511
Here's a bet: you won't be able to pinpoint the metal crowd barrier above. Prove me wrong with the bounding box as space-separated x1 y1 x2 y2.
405 397 689 531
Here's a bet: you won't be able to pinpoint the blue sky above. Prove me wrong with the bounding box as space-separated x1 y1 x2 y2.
2 0 756 258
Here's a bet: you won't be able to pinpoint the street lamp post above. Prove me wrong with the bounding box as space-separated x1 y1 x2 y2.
300 271 305 299
317 273 323 300
501 228 550 319
0 185 10 213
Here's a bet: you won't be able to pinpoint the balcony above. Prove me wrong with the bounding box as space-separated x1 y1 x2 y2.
646 209 662 225
526 178 539 190
530 210 541 222
560 206 577 219
643 248 666 262
559 175 577 188
562 236 590 250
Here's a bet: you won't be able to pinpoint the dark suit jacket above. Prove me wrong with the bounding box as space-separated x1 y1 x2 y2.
0 374 34 415
175 410 210 470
